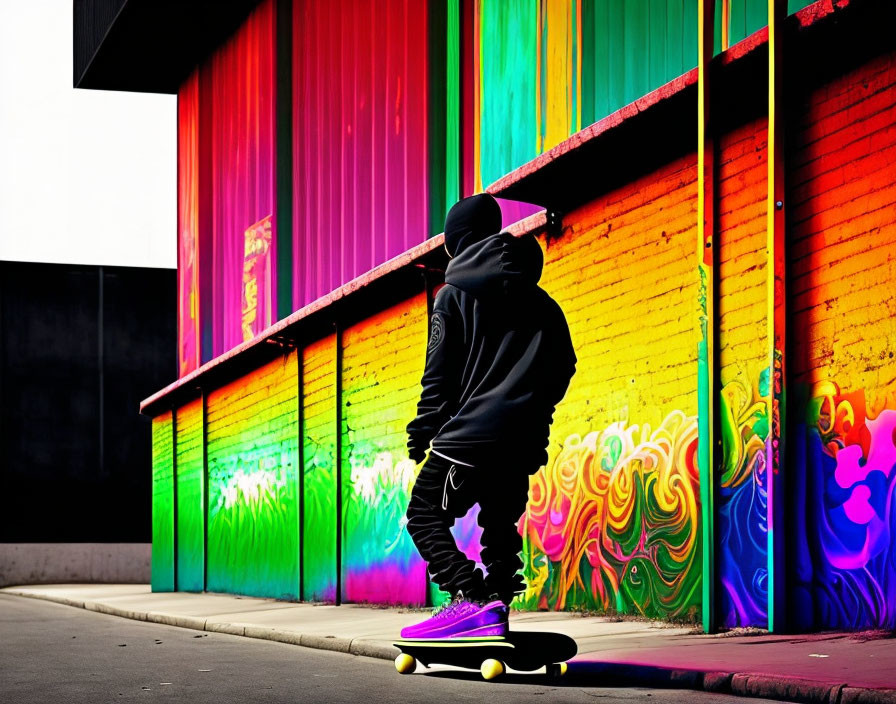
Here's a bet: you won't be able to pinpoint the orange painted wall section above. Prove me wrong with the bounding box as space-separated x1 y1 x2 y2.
789 50 896 630
716 118 770 627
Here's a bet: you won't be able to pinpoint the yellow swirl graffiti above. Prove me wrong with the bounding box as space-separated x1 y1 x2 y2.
520 410 701 619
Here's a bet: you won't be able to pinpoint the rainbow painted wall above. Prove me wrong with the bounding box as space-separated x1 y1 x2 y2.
149 1 896 633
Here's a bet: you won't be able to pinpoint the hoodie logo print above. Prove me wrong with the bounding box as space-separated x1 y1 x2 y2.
428 313 444 351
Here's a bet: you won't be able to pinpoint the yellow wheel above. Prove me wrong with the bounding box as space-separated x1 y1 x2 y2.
480 658 505 681
395 653 416 674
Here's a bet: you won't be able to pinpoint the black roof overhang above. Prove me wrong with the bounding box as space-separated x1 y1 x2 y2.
74 0 263 94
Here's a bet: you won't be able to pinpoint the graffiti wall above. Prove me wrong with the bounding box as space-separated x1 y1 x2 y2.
151 412 174 592
302 334 338 602
717 118 769 628
206 352 299 600
340 295 429 605
153 2 895 632
789 49 896 630
176 398 205 592
518 153 702 620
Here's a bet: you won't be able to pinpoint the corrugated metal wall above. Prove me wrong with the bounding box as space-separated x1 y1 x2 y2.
175 0 816 375
291 0 431 313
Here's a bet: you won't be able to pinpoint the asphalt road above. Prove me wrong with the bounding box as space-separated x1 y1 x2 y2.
0 594 786 704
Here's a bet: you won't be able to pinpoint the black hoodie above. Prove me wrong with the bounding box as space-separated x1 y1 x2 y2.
407 215 577 471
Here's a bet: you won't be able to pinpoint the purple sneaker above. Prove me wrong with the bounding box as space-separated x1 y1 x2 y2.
400 598 508 639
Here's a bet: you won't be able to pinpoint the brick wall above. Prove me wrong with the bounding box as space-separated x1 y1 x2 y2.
150 411 173 592
523 153 702 619
147 41 896 630
789 49 896 630
206 352 300 600
301 334 338 602
717 118 770 628
341 293 428 605
175 398 204 592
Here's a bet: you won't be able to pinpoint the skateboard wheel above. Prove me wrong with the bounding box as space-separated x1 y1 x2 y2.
548 662 568 677
395 653 416 674
480 658 505 681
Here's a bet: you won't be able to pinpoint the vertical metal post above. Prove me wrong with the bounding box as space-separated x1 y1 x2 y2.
766 0 788 634
297 346 305 602
172 407 179 592
202 388 209 592
334 320 343 606
721 0 730 52
697 0 717 635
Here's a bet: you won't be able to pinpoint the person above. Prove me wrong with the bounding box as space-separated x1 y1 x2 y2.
401 194 576 639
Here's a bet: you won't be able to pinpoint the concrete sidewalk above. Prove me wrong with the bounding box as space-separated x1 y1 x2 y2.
3 585 894 704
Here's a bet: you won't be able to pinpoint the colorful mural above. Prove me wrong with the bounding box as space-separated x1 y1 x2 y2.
206 352 299 600
340 296 429 605
716 118 769 629
793 384 896 630
302 335 338 602
718 373 769 627
176 399 205 592
153 0 893 635
151 412 174 593
519 412 701 620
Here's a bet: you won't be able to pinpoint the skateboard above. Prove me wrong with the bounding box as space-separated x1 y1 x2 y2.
393 631 577 681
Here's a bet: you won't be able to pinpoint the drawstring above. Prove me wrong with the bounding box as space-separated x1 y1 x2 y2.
442 464 461 510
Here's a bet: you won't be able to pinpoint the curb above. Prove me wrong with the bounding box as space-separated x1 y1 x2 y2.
3 588 400 661
5 589 895 703
565 663 896 704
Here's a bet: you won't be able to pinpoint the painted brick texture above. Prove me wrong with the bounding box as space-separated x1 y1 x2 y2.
790 51 896 396
206 352 300 600
146 42 896 630
176 398 204 592
717 118 770 628
340 293 428 605
789 48 896 630
543 154 700 435
302 334 338 602
522 154 703 619
150 411 174 593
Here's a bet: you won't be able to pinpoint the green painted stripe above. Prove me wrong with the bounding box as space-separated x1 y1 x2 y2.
445 0 460 215
276 0 293 319
428 0 448 237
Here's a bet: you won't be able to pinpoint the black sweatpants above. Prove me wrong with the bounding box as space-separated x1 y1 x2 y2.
406 452 530 604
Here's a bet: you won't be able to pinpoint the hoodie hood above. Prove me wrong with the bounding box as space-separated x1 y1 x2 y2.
444 194 503 257
444 231 543 300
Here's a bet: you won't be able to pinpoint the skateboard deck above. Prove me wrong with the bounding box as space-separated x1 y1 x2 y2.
394 631 577 681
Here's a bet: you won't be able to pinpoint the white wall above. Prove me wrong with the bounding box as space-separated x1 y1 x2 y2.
0 0 176 269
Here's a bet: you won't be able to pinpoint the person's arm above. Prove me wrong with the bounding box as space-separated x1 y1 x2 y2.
546 304 577 414
406 291 462 463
